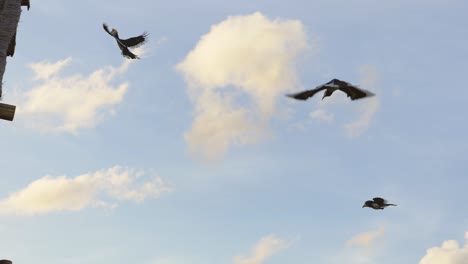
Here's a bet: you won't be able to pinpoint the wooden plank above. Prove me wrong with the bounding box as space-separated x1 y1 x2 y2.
0 102 16 121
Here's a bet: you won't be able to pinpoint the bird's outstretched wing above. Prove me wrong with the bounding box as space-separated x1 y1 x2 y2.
286 86 327 100
338 85 375 100
373 197 387 205
102 23 116 37
117 42 140 59
120 32 149 48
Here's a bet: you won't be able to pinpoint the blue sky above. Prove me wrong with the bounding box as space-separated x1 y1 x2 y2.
1 0 468 263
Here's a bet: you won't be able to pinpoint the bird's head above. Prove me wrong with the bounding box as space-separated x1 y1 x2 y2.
322 90 333 101
110 29 119 37
362 201 372 208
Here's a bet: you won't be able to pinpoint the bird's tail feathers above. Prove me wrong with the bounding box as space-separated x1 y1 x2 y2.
285 93 305 100
363 89 375 97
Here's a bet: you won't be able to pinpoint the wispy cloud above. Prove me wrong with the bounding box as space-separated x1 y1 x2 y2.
328 226 387 264
346 227 385 248
419 231 468 264
0 166 172 216
17 57 132 134
344 65 380 138
177 12 310 160
233 235 289 264
310 109 334 124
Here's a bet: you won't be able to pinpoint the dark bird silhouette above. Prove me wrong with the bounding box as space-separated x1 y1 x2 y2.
286 79 375 101
102 23 148 59
362 197 397 210
0 260 12 264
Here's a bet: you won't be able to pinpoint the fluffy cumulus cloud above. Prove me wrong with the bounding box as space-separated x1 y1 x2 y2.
0 166 172 216
18 57 131 133
419 232 468 264
177 12 309 160
346 227 385 248
344 65 380 138
233 235 288 264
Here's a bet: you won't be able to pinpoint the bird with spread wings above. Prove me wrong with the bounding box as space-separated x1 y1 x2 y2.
362 197 397 210
102 23 148 59
286 78 375 101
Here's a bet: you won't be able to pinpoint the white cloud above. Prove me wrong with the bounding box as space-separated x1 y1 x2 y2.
344 65 380 138
310 109 334 124
346 227 385 248
29 57 73 80
18 57 131 134
177 12 309 160
329 227 385 264
0 166 172 216
184 90 268 161
234 235 288 264
419 232 468 264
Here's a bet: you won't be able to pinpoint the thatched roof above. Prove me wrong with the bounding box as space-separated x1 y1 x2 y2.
6 0 30 57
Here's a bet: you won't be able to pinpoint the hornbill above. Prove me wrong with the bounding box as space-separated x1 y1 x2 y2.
286 79 375 101
362 197 397 210
102 23 148 59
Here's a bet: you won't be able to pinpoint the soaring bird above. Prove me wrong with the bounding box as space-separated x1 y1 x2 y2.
102 23 148 59
362 197 397 210
286 79 375 101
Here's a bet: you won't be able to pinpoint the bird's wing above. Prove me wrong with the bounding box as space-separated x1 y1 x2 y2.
118 42 140 59
373 197 386 205
339 85 374 100
120 32 149 48
102 23 116 37
286 86 327 100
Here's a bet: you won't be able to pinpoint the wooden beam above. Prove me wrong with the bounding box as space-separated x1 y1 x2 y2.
0 102 16 121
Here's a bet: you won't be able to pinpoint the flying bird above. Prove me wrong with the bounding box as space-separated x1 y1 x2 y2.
286 79 375 101
102 23 148 59
362 197 397 210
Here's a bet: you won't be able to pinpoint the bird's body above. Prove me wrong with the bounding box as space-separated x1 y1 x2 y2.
286 79 375 101
102 23 148 59
362 197 397 210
